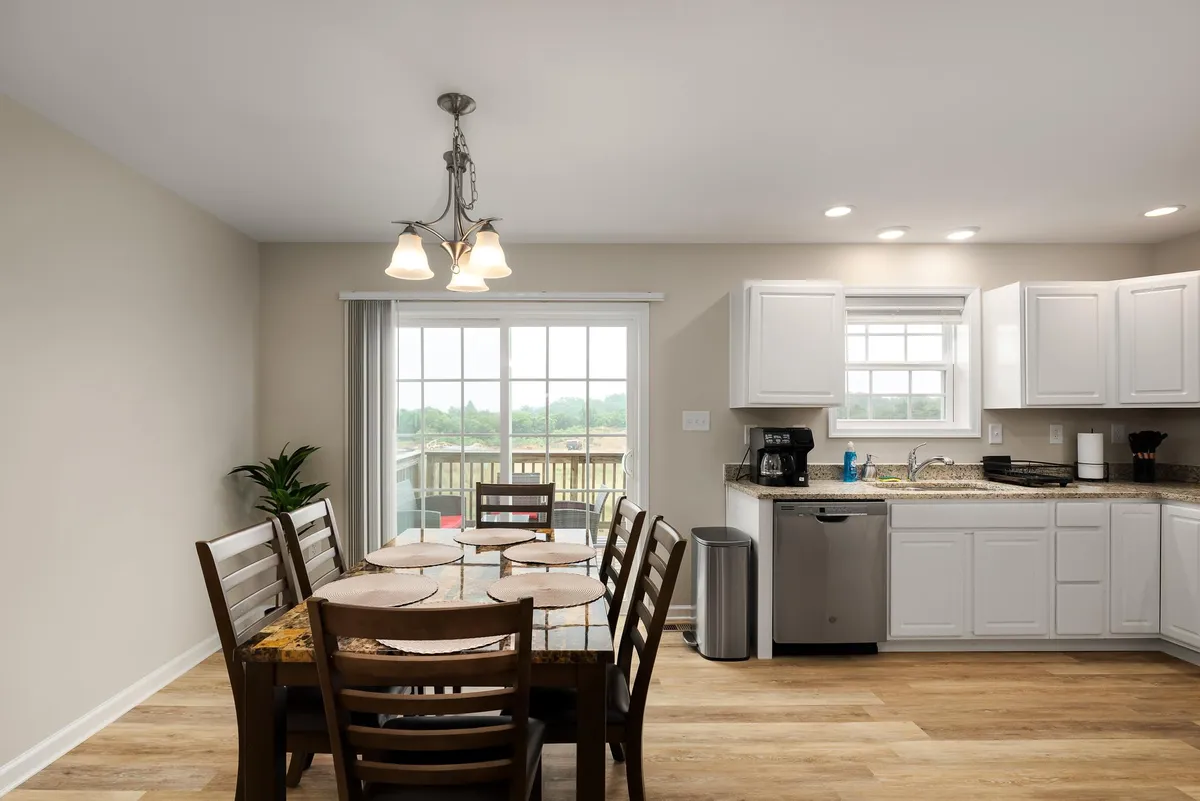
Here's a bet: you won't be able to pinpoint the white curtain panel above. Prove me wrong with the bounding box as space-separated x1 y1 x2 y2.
345 299 397 561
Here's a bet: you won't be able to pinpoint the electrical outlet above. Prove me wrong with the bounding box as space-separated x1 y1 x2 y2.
988 423 1003 444
682 411 710 432
1049 424 1064 445
1111 422 1126 444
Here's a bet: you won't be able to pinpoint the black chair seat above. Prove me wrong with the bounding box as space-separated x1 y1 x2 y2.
529 664 630 725
364 716 544 801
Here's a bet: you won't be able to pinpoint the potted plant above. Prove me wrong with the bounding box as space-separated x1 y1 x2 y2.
229 443 330 516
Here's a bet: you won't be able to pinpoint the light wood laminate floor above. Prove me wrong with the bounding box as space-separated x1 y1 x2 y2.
15 636 1200 800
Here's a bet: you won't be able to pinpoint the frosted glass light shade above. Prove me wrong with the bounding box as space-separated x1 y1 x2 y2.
385 231 434 280
467 229 511 279
446 269 488 292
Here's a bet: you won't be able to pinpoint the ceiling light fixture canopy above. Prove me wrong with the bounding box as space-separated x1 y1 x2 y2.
387 92 508 291
1144 205 1185 217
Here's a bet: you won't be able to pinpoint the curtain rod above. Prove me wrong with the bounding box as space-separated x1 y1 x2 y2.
339 291 665 302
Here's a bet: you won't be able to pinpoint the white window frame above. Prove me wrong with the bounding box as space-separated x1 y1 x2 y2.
391 302 651 509
828 287 982 439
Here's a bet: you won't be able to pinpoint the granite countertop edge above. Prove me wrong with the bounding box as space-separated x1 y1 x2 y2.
725 478 1200 503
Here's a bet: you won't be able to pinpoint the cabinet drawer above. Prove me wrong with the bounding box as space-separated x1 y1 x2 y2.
1056 584 1104 636
1056 502 1105 528
890 503 1049 530
1056 529 1106 582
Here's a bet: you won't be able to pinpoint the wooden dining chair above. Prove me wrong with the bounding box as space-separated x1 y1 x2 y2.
195 519 328 797
528 516 687 801
597 496 648 636
280 498 349 598
475 481 555 529
308 595 543 801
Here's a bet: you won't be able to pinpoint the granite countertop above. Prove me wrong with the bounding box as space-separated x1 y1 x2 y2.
726 478 1200 503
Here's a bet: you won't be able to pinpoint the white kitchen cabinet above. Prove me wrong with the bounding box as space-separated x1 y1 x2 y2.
1116 272 1200 405
1110 503 1160 635
983 282 1109 408
1056 584 1105 636
890 531 967 638
1161 505 1200 648
729 280 845 407
973 530 1050 636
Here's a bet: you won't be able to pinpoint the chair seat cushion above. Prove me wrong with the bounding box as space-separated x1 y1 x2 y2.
363 715 544 801
529 664 630 725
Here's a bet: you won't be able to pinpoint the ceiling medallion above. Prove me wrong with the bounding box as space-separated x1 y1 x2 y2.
386 92 509 292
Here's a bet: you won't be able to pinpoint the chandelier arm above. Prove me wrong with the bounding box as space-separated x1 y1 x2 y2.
462 217 502 239
390 220 449 243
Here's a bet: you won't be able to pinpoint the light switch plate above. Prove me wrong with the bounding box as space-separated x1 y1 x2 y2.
1111 423 1126 444
1049 424 1064 445
683 411 710 432
988 423 1003 444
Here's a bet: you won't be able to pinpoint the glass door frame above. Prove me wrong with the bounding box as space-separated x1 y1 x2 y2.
393 302 651 516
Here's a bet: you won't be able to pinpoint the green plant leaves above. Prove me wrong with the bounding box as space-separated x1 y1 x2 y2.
229 443 327 516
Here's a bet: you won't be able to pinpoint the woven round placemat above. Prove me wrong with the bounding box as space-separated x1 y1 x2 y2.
377 600 506 655
502 542 598 566
487 572 605 609
311 573 438 607
364 542 464 569
454 528 539 547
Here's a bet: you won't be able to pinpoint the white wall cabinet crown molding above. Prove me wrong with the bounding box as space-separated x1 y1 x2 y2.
729 280 845 408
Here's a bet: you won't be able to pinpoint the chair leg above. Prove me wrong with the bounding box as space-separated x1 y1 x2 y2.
285 751 312 787
529 760 543 801
609 742 626 763
625 728 645 801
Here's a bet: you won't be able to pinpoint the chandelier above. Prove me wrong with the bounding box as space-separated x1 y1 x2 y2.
385 92 509 292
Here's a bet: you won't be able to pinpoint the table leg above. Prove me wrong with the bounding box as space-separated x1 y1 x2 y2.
244 662 285 801
575 661 606 801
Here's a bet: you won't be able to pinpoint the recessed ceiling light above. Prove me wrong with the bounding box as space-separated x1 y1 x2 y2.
876 226 909 240
946 227 980 241
824 205 855 218
1144 205 1185 217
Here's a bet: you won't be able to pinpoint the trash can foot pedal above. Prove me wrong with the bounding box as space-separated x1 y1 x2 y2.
681 630 698 648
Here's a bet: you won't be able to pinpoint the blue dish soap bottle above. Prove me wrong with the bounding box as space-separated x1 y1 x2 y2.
843 441 858 482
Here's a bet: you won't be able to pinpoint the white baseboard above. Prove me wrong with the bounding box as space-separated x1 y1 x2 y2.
879 638 1162 653
666 604 694 624
0 633 220 797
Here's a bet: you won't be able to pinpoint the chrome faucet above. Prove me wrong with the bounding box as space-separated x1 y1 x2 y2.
907 442 955 481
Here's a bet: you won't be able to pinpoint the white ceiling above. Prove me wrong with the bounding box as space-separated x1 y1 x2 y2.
2 0 1200 244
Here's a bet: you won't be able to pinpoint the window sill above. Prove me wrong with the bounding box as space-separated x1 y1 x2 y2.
828 421 981 439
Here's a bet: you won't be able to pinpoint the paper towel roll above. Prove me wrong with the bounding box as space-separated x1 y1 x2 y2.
1077 432 1105 480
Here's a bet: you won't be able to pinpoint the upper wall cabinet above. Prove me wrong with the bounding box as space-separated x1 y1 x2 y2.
730 280 845 407
1116 272 1200 405
983 282 1110 408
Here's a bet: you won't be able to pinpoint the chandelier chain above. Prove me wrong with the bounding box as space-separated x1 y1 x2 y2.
452 115 479 211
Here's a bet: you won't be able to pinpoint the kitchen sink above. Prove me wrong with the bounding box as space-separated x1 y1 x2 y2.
869 482 992 492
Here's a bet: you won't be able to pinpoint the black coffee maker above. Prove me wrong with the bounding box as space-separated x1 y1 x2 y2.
748 427 815 487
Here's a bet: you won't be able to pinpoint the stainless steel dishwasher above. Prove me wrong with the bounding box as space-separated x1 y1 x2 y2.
773 501 887 647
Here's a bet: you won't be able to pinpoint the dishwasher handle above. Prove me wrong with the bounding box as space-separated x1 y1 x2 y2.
813 514 859 523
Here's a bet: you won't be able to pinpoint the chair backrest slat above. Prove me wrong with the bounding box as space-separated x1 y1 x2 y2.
195 519 297 730
280 499 348 599
598 496 647 634
475 482 555 529
310 596 535 801
617 516 687 724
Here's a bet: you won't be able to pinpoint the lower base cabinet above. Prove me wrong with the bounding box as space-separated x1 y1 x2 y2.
973 531 1050 636
1056 583 1105 635
890 531 966 638
1162 505 1200 648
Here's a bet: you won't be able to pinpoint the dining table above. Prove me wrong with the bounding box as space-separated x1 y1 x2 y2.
236 526 613 801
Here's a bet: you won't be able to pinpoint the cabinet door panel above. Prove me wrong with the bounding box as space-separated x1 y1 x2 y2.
746 284 845 406
1117 273 1200 404
1056 584 1105 636
1110 503 1160 634
973 531 1050 636
1162 507 1200 647
1024 285 1107 405
1056 529 1106 582
890 531 966 638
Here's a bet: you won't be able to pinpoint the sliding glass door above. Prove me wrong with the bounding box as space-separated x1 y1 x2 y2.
393 304 647 540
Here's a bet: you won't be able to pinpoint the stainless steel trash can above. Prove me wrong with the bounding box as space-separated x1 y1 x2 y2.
684 526 751 661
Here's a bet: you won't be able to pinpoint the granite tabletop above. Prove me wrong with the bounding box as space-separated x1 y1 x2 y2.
726 478 1200 503
237 526 612 665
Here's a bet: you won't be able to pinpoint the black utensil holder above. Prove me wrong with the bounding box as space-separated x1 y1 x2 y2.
1132 456 1157 483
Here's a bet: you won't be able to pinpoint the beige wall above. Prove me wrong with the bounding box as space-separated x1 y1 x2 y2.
260 241 1169 600
0 96 259 774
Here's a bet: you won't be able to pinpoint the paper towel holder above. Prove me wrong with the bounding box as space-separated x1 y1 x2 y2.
1073 461 1110 482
